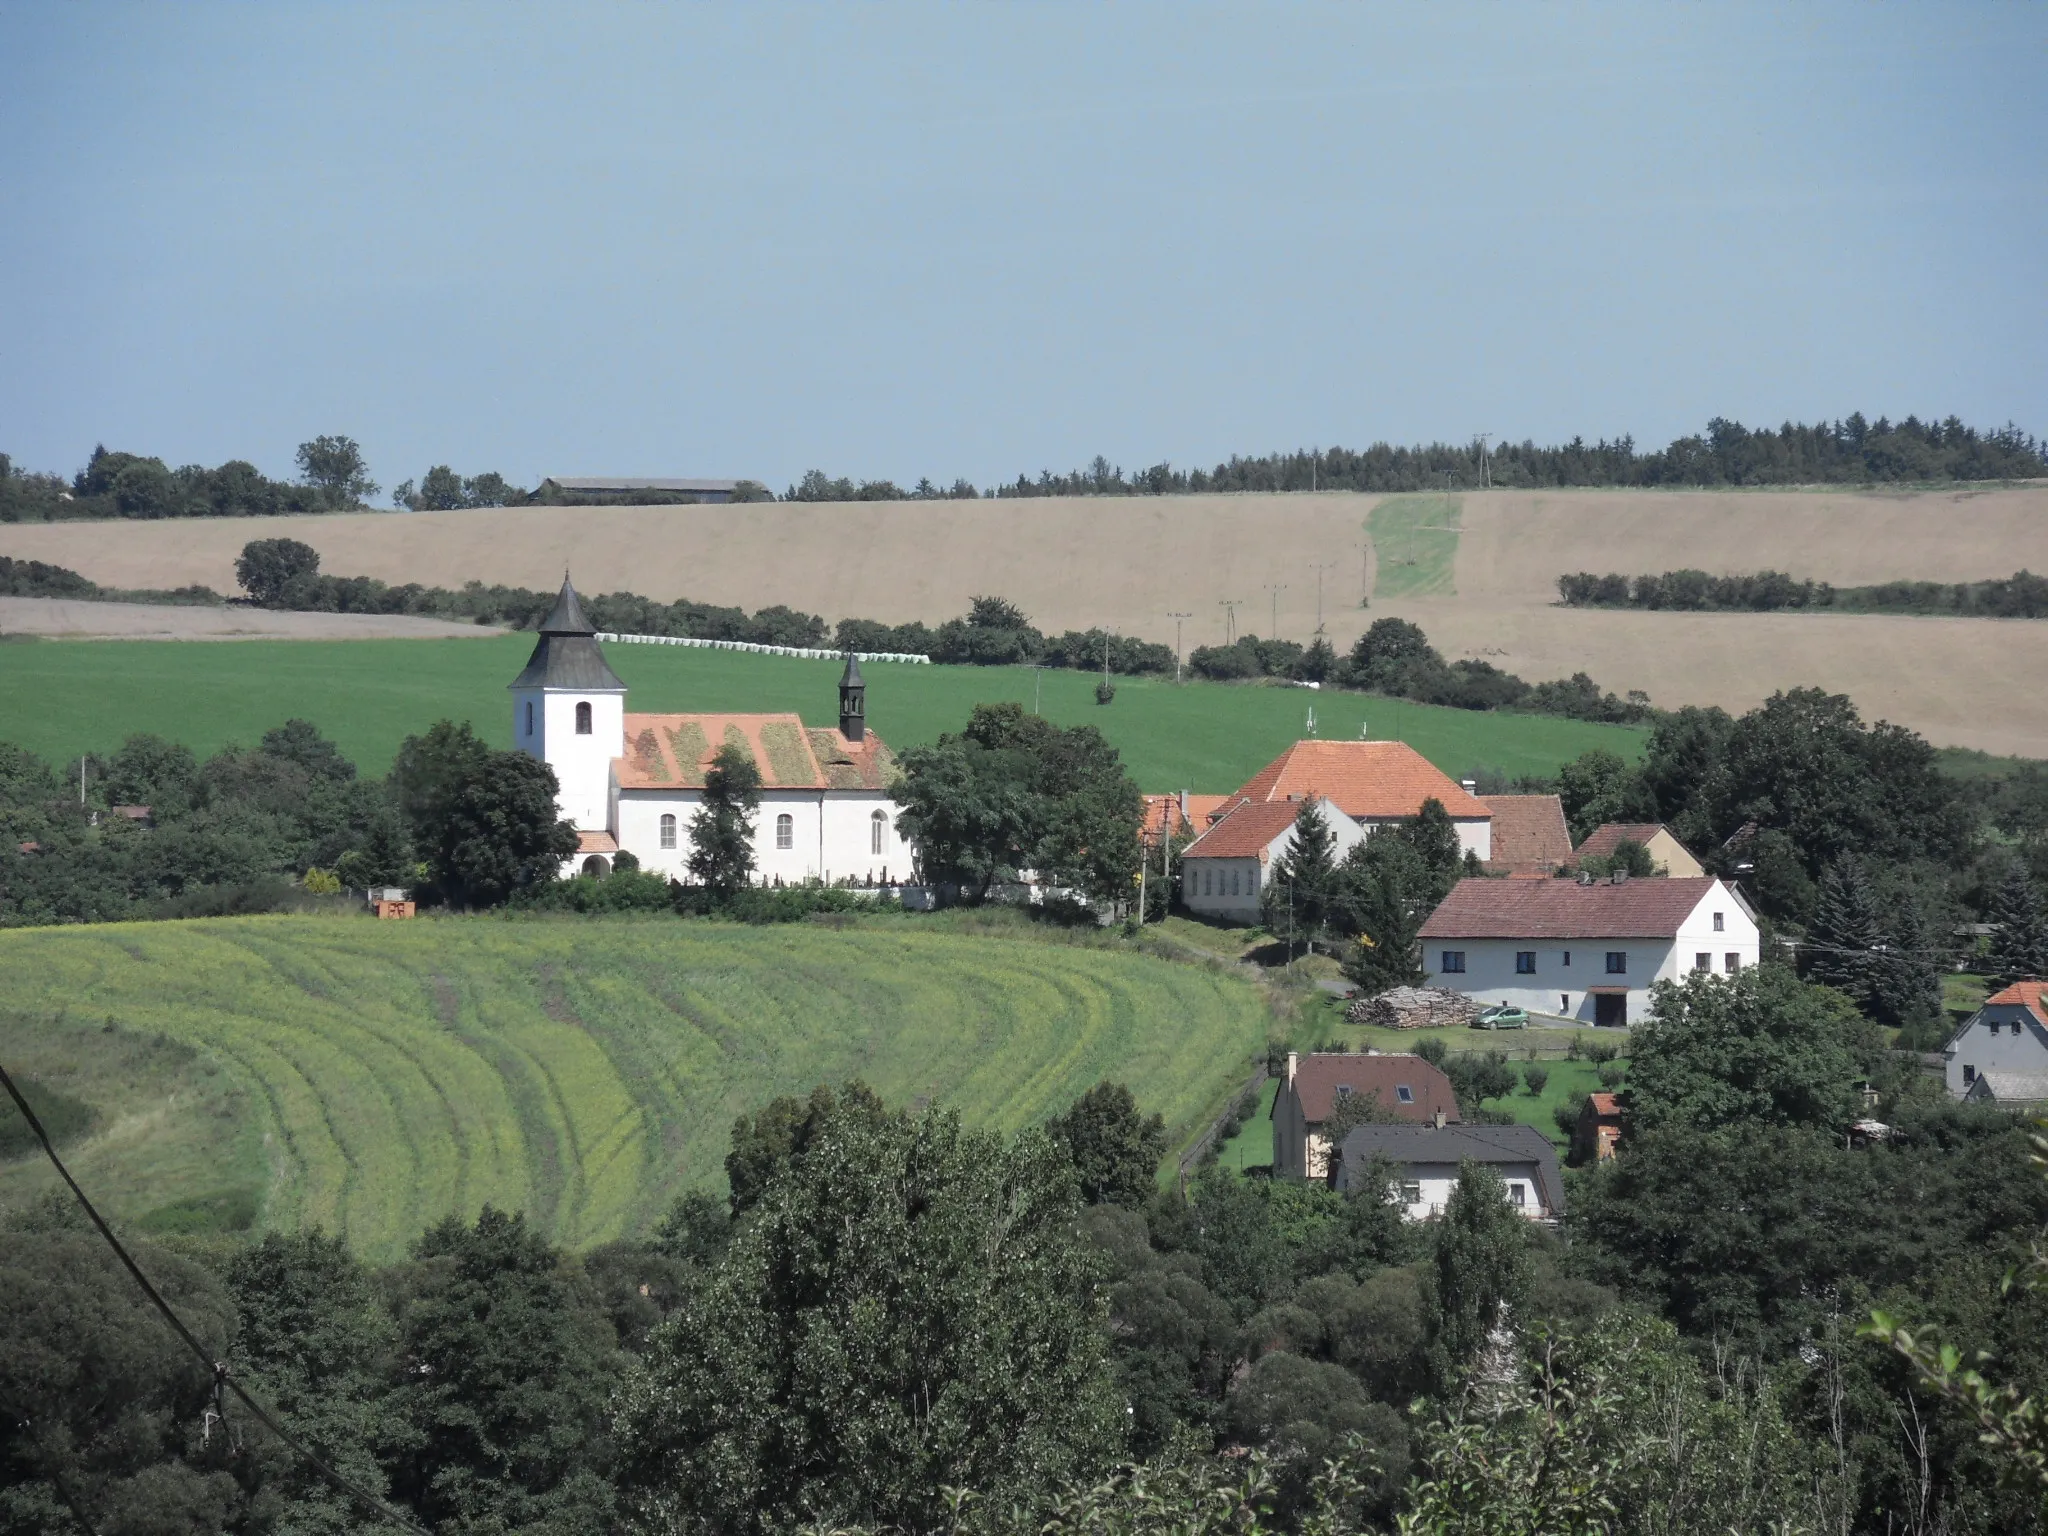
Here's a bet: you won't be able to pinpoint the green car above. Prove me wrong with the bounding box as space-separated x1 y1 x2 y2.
1473 1004 1529 1030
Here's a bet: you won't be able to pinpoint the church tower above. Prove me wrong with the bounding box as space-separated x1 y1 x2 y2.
838 651 866 742
508 575 625 830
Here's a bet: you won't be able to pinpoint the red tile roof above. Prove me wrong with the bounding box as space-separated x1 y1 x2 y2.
1480 794 1572 873
615 712 895 791
1986 981 2048 1024
1584 1091 1621 1119
1141 793 1232 842
1574 823 1672 858
1230 740 1490 820
576 830 620 854
1418 876 1723 940
1182 799 1314 860
1288 1053 1461 1125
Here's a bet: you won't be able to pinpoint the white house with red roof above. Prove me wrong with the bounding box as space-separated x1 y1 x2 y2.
1179 796 1365 921
1945 981 2048 1102
1418 874 1759 1027
1274 1050 1461 1180
511 577 907 884
1226 740 1494 859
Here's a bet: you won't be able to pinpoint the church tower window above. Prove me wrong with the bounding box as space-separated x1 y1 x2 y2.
659 813 677 849
525 701 534 736
575 701 592 735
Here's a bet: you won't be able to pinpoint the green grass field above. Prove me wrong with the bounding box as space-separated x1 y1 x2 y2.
0 914 1271 1260
1368 494 1462 598
0 633 1641 788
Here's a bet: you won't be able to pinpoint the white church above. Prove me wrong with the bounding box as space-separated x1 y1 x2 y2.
511 577 911 885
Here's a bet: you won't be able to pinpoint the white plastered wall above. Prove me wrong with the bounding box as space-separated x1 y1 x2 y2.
513 686 624 830
614 787 903 884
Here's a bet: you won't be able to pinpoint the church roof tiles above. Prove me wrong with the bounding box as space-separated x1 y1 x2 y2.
615 712 896 792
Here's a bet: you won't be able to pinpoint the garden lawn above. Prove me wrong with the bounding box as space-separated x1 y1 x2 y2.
1465 1055 1621 1147
1211 1076 1280 1173
0 634 1644 790
0 914 1269 1261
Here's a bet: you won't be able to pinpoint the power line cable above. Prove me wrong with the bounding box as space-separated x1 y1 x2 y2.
0 1059 432 1536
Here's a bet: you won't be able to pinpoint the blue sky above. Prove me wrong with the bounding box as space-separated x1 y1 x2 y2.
2 4 2042 494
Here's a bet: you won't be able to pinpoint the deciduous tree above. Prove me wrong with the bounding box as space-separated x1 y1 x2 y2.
687 742 762 896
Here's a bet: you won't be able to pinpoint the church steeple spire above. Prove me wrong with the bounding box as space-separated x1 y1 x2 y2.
838 651 866 742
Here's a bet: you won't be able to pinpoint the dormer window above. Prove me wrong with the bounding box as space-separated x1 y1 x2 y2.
575 701 592 735
1396 1085 1413 1103
1334 1084 1353 1099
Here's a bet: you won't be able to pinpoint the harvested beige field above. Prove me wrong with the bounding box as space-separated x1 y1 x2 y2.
0 596 504 641
6 482 2046 753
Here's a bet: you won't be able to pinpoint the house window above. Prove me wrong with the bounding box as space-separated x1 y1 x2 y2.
1203 869 1213 896
1400 1181 1422 1204
659 813 677 849
525 700 534 736
775 813 793 850
1605 952 1627 974
1229 869 1239 897
1562 951 1571 967
1396 1085 1413 1103
1516 951 1536 974
1441 951 1466 973
575 701 592 735
871 810 886 855
1713 911 1725 932
1506 1182 1526 1206
1249 867 1259 894
1335 1084 1353 1099
1695 952 1711 972
1725 952 1740 974
1561 993 1571 1012
1964 1064 1977 1085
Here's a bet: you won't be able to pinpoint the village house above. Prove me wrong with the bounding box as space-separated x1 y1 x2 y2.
1272 1050 1460 1180
1944 981 2048 1103
1332 1121 1565 1220
1571 1090 1624 1164
1573 822 1706 878
1479 793 1574 877
1223 740 1494 858
512 576 907 883
1179 796 1365 922
1417 874 1761 1027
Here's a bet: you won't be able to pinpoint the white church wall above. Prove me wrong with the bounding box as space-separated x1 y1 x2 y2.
616 787 904 885
514 686 623 831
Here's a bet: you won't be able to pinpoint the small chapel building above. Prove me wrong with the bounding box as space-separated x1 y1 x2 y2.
510 577 909 884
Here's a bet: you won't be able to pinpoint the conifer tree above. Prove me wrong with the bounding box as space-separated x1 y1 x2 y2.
1261 796 1339 957
1397 797 1467 906
1987 861 2048 987
1806 853 1887 1012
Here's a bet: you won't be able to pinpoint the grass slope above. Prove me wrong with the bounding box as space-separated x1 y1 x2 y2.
0 914 1269 1261
1368 494 1461 598
0 634 1642 788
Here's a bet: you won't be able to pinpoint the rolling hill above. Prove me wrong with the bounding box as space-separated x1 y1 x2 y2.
8 482 2043 752
0 914 1271 1262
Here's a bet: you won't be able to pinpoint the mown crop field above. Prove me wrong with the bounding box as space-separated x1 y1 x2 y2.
0 914 1270 1261
0 634 1644 788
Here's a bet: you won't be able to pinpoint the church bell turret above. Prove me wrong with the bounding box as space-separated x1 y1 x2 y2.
838 651 866 742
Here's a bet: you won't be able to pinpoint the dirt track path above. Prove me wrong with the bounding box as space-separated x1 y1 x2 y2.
0 597 505 641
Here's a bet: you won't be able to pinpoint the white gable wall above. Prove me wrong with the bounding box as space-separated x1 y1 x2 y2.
1182 802 1368 924
1945 1006 2048 1096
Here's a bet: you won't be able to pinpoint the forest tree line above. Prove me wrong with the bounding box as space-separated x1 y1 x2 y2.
1559 566 2048 618
4 412 2042 524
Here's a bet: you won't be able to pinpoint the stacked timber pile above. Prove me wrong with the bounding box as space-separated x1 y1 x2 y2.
1345 986 1480 1030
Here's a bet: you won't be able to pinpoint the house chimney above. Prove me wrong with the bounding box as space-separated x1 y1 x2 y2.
1460 778 1477 794
1432 1106 1446 1130
1610 870 1629 886
1285 1051 1298 1088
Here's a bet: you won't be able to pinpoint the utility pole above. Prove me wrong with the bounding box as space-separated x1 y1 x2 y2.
1030 663 1044 714
1309 560 1337 631
1262 583 1286 639
1220 598 1242 645
1167 611 1191 683
1477 431 1492 490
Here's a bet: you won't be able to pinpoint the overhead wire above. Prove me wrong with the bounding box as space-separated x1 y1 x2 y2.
0 1059 432 1536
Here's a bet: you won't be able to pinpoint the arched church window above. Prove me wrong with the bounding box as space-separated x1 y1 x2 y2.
775 813 794 850
659 813 677 849
575 701 592 735
871 810 887 855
